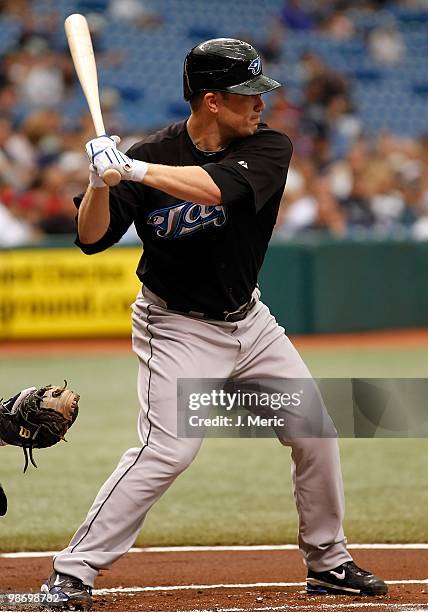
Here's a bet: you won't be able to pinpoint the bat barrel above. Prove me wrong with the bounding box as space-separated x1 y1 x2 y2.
65 13 122 187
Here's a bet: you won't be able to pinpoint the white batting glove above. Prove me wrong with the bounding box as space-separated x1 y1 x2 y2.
85 134 120 165
91 147 148 183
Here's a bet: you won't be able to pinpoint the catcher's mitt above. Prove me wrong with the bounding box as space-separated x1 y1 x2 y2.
0 381 79 472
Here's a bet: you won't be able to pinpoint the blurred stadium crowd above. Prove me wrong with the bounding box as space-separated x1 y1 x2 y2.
0 0 428 246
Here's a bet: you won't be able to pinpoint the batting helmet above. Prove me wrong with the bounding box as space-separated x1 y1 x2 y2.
183 38 282 101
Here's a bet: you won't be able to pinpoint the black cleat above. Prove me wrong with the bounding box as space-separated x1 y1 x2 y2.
307 560 388 596
41 572 92 610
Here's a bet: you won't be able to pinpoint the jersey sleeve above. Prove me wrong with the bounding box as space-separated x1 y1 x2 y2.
203 130 293 212
74 180 142 254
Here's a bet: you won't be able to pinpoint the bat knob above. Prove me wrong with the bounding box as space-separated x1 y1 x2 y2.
102 168 122 187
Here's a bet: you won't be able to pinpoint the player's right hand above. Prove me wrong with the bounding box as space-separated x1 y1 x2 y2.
91 148 148 183
85 135 121 165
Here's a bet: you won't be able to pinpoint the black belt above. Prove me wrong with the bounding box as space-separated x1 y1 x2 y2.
167 297 257 322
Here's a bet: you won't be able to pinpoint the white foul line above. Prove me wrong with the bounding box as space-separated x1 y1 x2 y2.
93 579 427 595
2 543 428 558
94 582 307 594
131 544 428 552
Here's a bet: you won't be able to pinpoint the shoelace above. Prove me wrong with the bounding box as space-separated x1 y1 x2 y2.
22 420 66 473
22 444 38 473
343 561 372 576
55 575 91 593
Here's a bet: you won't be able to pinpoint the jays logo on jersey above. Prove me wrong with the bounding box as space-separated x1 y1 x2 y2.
248 56 261 76
147 201 227 238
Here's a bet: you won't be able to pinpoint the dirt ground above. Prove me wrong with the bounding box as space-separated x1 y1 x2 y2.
0 548 427 611
2 328 428 356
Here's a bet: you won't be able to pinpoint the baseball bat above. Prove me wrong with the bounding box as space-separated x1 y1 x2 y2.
64 13 121 187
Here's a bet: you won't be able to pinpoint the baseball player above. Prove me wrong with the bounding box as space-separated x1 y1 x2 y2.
42 39 387 610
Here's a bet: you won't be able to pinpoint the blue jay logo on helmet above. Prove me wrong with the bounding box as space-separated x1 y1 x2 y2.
248 56 261 76
147 201 227 239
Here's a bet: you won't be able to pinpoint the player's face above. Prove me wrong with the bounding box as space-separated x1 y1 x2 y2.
216 93 265 138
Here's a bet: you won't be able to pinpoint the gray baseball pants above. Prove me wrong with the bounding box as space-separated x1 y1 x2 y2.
54 286 352 587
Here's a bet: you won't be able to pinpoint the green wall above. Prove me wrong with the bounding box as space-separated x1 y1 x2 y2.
259 237 428 334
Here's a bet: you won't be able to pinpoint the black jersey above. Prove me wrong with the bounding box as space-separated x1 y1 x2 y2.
75 120 292 315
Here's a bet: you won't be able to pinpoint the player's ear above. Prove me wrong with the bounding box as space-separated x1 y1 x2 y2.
204 92 219 114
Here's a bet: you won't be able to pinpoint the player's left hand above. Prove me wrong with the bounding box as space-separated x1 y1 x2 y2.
90 147 149 183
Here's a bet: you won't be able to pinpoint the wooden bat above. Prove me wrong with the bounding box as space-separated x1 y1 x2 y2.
64 13 121 187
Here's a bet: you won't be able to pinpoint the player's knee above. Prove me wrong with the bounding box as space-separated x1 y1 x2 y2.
159 443 200 474
173 447 199 473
